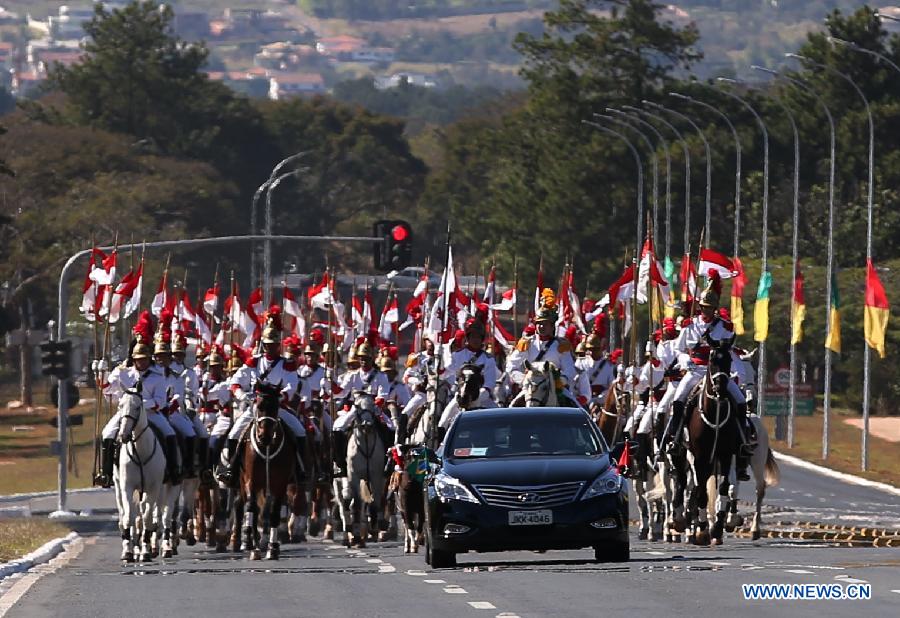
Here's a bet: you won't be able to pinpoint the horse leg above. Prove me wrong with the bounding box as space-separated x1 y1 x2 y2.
725 468 744 532
229 491 242 553
246 495 261 560
711 467 729 545
692 466 711 546
267 496 282 560
752 476 765 541
635 478 650 540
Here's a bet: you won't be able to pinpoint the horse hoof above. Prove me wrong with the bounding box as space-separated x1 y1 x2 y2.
171 546 178 556
751 530 761 541
140 552 152 562
324 529 334 541
215 542 226 553
638 528 649 541
186 535 197 547
122 552 134 563
249 550 261 561
163 549 173 559
377 531 388 543
724 524 736 533
694 531 710 546
712 537 723 546
266 548 280 560
151 548 159 559
357 539 366 549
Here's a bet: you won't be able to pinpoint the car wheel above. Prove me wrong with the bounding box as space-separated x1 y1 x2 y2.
431 546 457 569
594 540 629 563
424 532 433 566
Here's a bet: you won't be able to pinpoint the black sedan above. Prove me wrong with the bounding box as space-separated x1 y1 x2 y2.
423 407 630 568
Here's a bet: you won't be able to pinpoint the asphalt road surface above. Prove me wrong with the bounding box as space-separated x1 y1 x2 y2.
3 456 900 618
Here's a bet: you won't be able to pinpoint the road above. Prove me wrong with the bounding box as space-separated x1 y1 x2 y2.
3 456 900 618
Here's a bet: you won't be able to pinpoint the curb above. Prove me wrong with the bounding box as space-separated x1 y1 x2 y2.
0 488 112 505
0 532 79 582
772 450 900 498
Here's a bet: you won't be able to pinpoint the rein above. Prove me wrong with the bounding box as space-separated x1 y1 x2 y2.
119 394 158 495
699 373 733 465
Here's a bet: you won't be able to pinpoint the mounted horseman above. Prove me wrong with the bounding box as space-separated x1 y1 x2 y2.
216 307 308 486
575 314 615 414
661 271 755 481
171 330 210 480
96 310 182 487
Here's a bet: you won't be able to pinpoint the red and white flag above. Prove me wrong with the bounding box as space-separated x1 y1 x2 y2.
80 248 106 321
491 287 516 311
493 319 514 352
680 255 698 302
123 262 143 319
427 245 458 342
283 285 305 338
95 250 118 317
195 311 213 344
533 258 544 315
378 296 400 341
151 270 169 318
178 290 197 332
604 264 639 308
638 237 672 301
698 248 737 280
203 283 220 315
399 291 426 331
363 289 375 333
105 267 141 323
308 273 332 310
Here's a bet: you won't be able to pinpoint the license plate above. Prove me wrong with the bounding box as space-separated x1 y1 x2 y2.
508 510 553 526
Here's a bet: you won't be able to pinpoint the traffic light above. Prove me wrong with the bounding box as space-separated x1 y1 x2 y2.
373 219 413 271
39 340 72 379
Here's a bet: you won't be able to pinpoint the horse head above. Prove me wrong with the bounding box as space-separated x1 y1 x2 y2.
253 381 282 445
456 362 484 409
117 387 144 444
522 361 559 407
351 390 377 431
706 337 734 399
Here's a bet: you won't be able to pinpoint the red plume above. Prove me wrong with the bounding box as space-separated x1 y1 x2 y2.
565 324 578 347
592 313 607 338
474 302 489 323
610 348 624 363
159 308 174 335
387 345 399 361
309 329 325 346
132 310 154 342
265 304 283 331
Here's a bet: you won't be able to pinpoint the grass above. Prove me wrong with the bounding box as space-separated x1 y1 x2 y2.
0 519 71 562
762 408 900 487
0 380 103 495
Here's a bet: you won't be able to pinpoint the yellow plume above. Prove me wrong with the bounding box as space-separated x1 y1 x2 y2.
540 288 557 310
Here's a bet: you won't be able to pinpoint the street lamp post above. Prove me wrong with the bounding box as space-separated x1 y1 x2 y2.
669 91 742 259
643 100 712 249
608 108 671 250
625 105 689 262
594 113 656 249
787 52 875 470
251 151 309 288
264 170 300 302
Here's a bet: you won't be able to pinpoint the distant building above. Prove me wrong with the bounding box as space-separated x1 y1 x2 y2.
268 72 325 100
174 11 210 38
374 72 439 90
0 42 15 71
0 6 23 25
254 41 317 70
11 70 45 96
316 35 366 58
208 69 270 98
350 47 395 64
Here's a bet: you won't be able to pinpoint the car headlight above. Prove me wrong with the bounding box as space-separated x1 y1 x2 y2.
581 466 624 500
434 472 479 504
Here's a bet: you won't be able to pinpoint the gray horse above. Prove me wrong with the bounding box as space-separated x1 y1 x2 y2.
338 391 387 547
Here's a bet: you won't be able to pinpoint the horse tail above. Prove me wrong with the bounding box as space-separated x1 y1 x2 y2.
764 448 780 488
360 479 375 504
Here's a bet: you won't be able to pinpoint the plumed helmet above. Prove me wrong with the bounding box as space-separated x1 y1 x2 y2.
698 270 722 308
377 355 396 372
305 329 325 354
172 330 188 354
535 288 558 323
207 345 225 367
131 310 154 359
154 308 173 355
261 305 283 344
355 340 375 360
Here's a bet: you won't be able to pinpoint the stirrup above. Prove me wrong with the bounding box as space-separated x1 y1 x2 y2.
93 473 112 488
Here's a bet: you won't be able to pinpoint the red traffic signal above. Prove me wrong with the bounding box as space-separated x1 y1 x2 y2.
391 224 410 242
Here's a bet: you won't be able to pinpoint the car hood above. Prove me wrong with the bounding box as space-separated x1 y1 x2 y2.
442 454 612 487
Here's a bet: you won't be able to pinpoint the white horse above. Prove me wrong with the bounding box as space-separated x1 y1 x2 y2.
113 388 165 562
510 361 562 407
339 392 387 548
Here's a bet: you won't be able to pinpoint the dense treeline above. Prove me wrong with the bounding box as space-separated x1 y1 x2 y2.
297 0 552 20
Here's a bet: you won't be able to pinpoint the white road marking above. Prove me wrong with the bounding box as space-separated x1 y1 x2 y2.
468 602 497 609
366 558 383 564
407 570 428 576
646 551 666 556
743 566 765 571
835 575 868 584
708 561 729 566
444 586 468 594
496 614 521 618
773 450 900 498
378 565 397 573
785 569 814 575
0 536 87 617
890 590 900 595
424 579 446 584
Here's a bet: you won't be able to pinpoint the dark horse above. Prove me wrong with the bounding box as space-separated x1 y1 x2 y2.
686 338 740 546
232 382 296 560
594 381 629 447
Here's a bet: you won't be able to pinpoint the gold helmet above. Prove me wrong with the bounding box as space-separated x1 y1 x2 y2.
377 355 396 372
585 333 606 352
207 347 225 367
575 338 587 356
132 334 152 360
535 288 558 323
131 310 154 360
355 341 375 360
226 348 243 374
172 331 187 354
260 306 283 344
698 270 722 308
154 308 173 355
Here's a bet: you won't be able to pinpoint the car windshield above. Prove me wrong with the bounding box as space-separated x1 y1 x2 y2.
447 413 604 458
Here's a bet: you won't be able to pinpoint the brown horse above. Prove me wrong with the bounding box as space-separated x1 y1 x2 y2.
388 445 427 553
685 340 741 546
232 382 296 560
594 381 629 447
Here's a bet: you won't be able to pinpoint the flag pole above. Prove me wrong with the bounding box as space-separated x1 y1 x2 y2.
430 222 451 451
512 256 519 340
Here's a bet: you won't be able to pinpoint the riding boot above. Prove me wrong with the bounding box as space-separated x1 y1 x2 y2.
94 438 116 488
216 438 240 484
183 436 196 479
663 401 686 447
735 455 751 482
164 435 182 484
395 412 408 445
196 438 211 482
332 430 348 477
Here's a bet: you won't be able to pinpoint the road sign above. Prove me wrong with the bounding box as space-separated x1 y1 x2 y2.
774 367 791 388
763 384 814 417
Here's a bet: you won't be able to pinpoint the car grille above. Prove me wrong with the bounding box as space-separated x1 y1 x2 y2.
473 482 585 509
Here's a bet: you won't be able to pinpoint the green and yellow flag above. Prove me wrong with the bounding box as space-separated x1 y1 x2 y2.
730 256 746 336
791 264 806 345
824 270 841 354
753 271 772 343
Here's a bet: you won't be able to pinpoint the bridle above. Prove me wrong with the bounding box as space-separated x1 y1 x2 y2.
118 387 157 493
